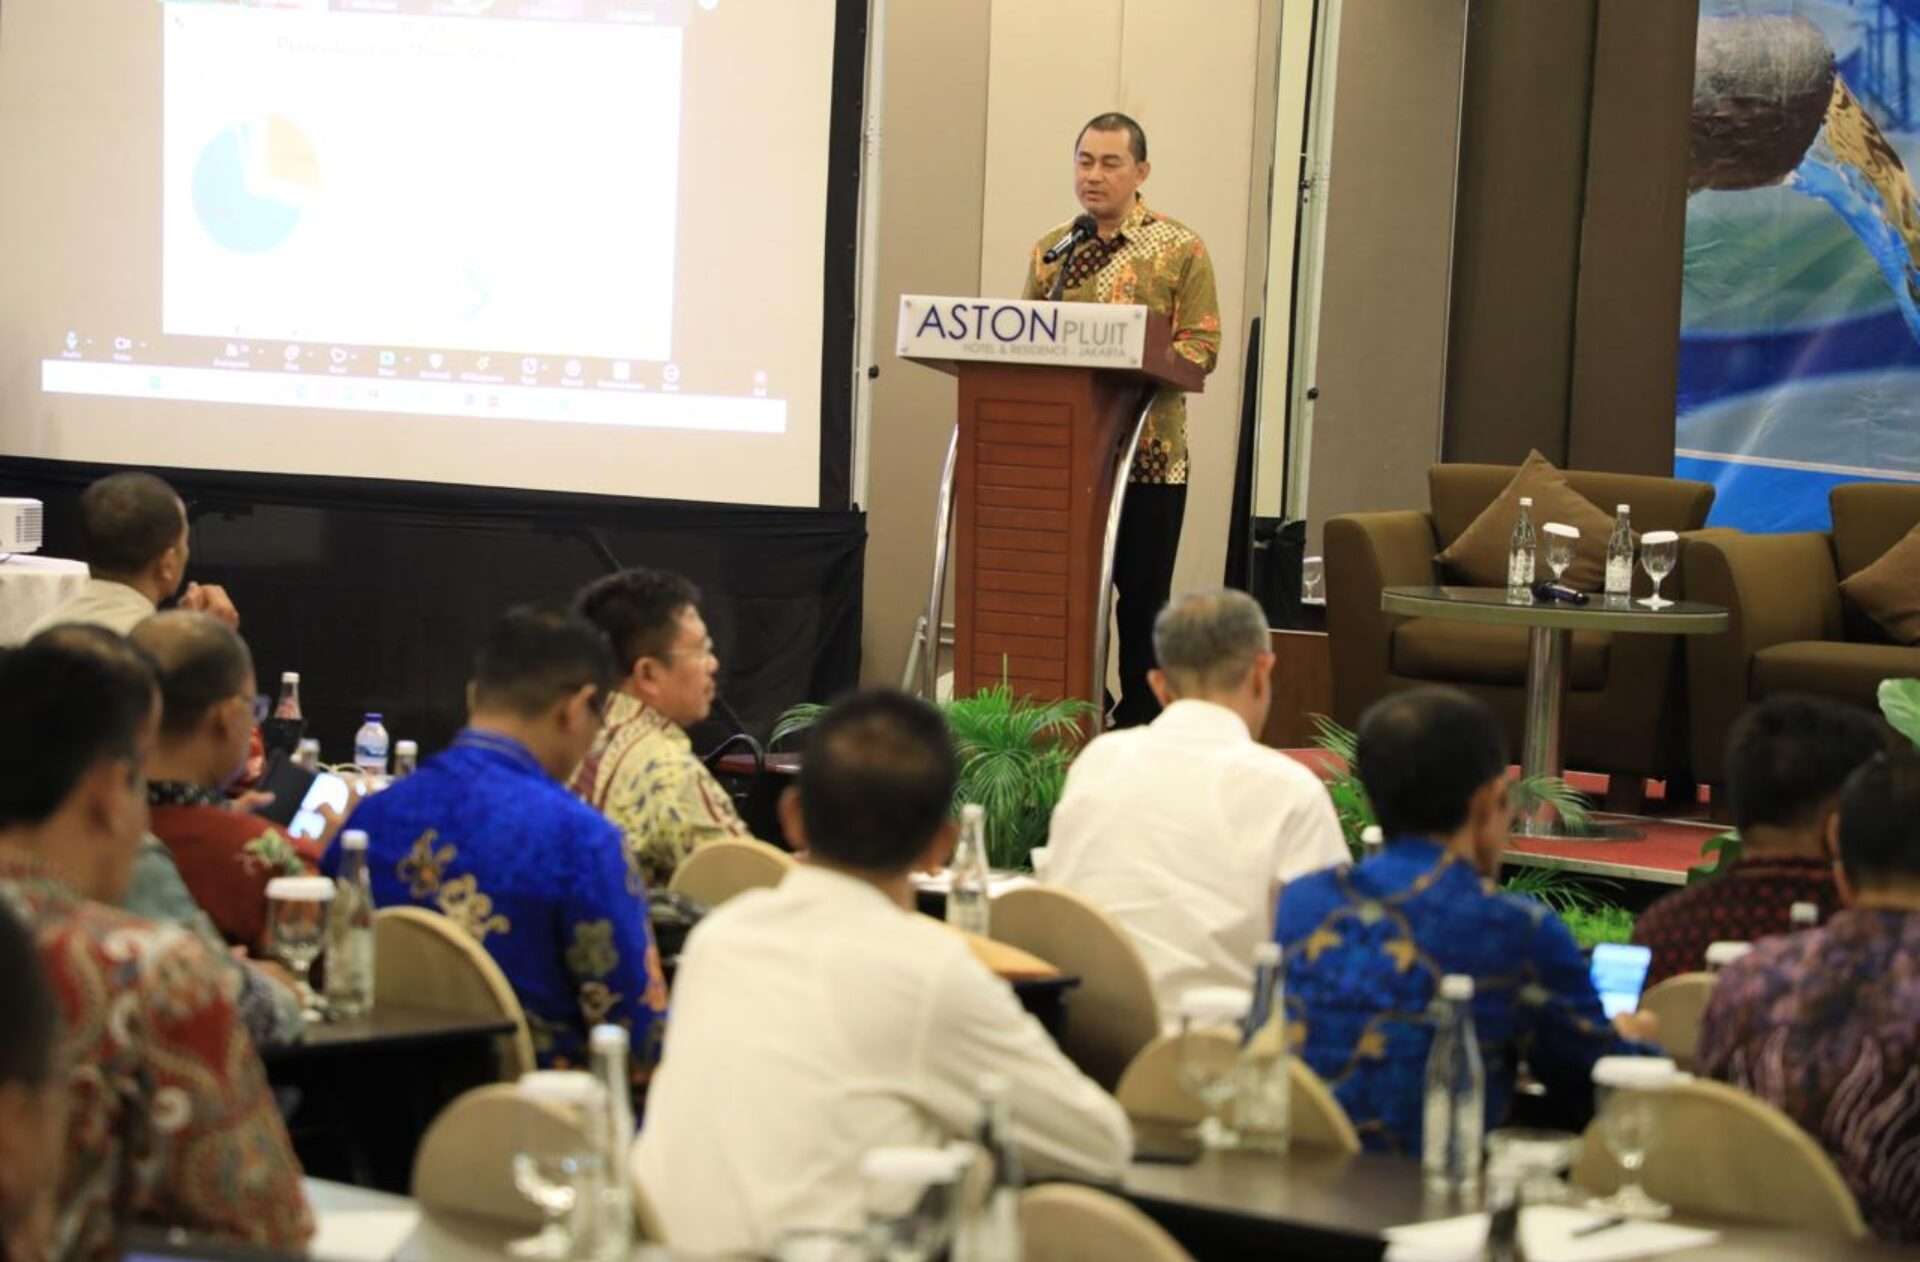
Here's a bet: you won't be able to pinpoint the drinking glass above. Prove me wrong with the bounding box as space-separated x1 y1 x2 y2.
1543 525 1579 583
265 876 333 1021
510 1071 606 1259
860 1147 963 1262
1638 532 1679 609
1588 1057 1678 1219
1301 556 1326 604
1485 1127 1581 1206
1175 987 1252 1150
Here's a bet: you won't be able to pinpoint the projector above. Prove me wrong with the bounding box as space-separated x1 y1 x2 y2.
0 499 45 555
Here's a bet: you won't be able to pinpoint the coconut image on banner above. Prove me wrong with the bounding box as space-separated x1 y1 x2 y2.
1677 1 1920 531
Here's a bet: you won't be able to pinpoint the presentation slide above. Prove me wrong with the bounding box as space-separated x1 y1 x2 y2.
0 0 839 507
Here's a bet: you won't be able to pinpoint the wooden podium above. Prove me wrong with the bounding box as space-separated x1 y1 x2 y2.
902 305 1204 725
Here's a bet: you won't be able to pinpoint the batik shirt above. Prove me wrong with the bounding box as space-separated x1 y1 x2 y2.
333 729 669 1073
1023 194 1221 485
147 782 310 953
0 857 313 1262
1698 908 1920 1243
569 693 754 890
1276 839 1642 1155
1631 854 1839 988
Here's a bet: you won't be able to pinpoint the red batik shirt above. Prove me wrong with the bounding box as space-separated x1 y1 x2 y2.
1630 854 1840 987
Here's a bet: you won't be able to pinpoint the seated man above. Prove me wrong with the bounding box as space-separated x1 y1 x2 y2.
635 690 1130 1255
0 904 64 1262
131 612 314 952
1698 749 1920 1243
335 606 667 1071
571 568 758 887
25 471 238 638
1046 589 1347 1016
1277 686 1655 1156
1633 694 1884 986
0 626 310 1261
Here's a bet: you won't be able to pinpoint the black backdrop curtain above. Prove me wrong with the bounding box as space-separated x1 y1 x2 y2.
0 458 865 760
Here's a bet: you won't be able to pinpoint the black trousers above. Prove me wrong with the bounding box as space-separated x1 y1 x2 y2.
1110 482 1188 728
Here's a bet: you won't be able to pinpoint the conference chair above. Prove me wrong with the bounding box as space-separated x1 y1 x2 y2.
988 886 1159 1091
1115 1030 1361 1154
1636 971 1715 1070
666 837 795 908
1570 1078 1867 1238
1020 1184 1196 1262
412 1084 587 1229
629 1166 669 1245
375 906 537 1079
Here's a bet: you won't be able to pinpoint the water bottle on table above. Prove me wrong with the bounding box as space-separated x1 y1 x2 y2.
324 830 376 1020
588 1025 635 1261
1422 973 1484 1191
354 712 390 777
1232 942 1292 1153
1605 503 1634 597
1507 497 1537 594
392 739 419 779
946 803 991 936
275 671 303 720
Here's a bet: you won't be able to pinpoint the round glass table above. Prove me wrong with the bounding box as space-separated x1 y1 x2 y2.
1379 586 1729 837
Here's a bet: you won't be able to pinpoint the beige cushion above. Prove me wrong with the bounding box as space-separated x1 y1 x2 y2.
1434 450 1619 590
1839 521 1920 644
1392 618 1611 690
1751 640 1920 706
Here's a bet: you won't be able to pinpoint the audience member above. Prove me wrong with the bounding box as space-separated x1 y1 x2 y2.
1277 686 1656 1155
24 472 238 639
571 568 759 887
333 606 668 1072
1698 749 1920 1243
0 627 310 1260
130 613 314 952
0 905 63 1262
635 690 1130 1255
1046 589 1347 1016
1633 695 1884 986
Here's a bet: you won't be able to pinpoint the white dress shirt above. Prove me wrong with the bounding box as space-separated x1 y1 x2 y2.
633 864 1130 1255
22 577 156 639
1044 698 1349 1020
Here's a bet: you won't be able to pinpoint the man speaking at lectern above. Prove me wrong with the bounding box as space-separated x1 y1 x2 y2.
1023 112 1221 728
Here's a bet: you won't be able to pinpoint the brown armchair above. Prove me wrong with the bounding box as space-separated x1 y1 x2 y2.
1682 483 1920 788
1325 464 1715 802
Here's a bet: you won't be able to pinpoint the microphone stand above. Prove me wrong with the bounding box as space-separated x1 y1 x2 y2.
1048 238 1080 302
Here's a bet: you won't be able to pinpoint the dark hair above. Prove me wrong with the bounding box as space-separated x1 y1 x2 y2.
0 627 158 829
798 690 957 874
1077 112 1148 163
1836 749 1920 886
470 605 617 719
1355 686 1509 840
1726 694 1887 834
129 611 254 739
78 472 185 578
573 568 702 675
0 904 57 1087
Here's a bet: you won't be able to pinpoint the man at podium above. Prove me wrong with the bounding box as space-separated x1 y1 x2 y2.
1022 112 1221 727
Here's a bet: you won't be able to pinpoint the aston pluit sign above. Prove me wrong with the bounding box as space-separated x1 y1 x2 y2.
897 295 1147 369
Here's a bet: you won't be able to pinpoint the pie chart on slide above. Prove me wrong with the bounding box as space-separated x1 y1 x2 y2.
192 116 321 254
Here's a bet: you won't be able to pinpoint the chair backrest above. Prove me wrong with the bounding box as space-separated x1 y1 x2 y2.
374 906 535 1078
411 1085 586 1228
1427 463 1715 549
988 886 1159 1090
1570 1077 1866 1238
1829 482 1920 579
1019 1184 1195 1262
1637 971 1715 1070
629 1165 669 1244
1115 1030 1361 1154
666 838 795 907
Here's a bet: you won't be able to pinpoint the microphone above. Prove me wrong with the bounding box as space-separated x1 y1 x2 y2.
1042 214 1099 265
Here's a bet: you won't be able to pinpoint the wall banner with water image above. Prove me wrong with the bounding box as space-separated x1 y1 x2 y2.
1677 1 1920 531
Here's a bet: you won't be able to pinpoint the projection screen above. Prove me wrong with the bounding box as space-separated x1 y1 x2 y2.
0 0 843 508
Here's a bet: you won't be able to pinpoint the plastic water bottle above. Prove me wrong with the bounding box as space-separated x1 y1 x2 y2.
294 738 322 772
1605 504 1634 597
1233 942 1291 1153
1507 498 1537 592
274 671 303 721
956 1073 1023 1262
323 831 376 1019
946 804 991 937
1360 824 1385 859
588 1025 636 1262
354 712 390 777
1422 974 1484 1191
392 740 419 779
1790 901 1819 930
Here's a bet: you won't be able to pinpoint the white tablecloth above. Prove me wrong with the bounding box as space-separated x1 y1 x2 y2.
0 555 88 645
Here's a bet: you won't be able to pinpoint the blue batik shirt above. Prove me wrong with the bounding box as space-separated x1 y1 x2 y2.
326 729 668 1075
1276 838 1638 1155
